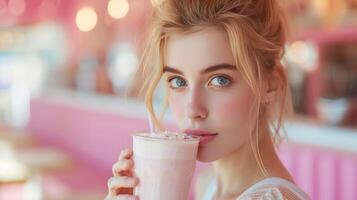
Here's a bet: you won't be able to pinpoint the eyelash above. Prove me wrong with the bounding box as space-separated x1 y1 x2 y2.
167 74 232 89
167 76 187 89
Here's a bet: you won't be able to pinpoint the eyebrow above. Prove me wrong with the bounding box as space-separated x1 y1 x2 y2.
163 63 237 75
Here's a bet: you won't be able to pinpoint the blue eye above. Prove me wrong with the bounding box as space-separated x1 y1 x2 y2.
168 77 187 88
209 76 231 87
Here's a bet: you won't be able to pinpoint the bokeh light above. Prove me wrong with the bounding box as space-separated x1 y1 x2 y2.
107 0 129 19
76 7 98 32
285 41 318 72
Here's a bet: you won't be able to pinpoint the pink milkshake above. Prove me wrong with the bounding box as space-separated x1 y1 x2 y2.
133 132 199 200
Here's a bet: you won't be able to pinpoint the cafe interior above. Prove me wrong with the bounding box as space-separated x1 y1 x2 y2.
0 0 356 199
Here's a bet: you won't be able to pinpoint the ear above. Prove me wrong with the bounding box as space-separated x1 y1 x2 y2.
264 70 281 104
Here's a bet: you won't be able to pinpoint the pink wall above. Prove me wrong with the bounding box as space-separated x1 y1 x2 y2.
28 98 357 199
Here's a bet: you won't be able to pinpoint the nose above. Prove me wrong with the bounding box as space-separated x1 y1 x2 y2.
184 87 208 121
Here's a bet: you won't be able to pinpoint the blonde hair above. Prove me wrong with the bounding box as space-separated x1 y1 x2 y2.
140 0 293 177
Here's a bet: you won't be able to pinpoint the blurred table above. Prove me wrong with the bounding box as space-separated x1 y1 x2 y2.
0 127 38 148
0 127 73 200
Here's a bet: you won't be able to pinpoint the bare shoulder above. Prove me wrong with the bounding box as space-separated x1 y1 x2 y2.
195 167 215 200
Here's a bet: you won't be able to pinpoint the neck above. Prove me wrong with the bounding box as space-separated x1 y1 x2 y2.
212 126 289 199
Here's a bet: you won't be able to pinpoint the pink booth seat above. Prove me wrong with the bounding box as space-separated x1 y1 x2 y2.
277 143 357 200
28 94 357 200
28 99 146 195
0 183 24 200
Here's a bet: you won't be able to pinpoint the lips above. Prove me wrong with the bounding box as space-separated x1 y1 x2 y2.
184 129 218 145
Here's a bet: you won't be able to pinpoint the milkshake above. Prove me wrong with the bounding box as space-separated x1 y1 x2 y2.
133 132 199 200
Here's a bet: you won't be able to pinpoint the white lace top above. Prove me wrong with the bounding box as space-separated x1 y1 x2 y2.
204 177 311 200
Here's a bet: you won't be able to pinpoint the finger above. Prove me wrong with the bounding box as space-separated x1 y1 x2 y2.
112 159 134 176
107 177 139 196
118 149 133 160
105 195 139 200
115 195 139 200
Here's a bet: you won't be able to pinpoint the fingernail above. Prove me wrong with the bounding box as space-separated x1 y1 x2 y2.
130 177 139 184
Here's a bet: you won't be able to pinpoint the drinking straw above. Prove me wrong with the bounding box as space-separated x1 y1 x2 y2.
146 109 155 134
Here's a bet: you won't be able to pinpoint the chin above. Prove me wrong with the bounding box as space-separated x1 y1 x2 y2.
196 147 219 162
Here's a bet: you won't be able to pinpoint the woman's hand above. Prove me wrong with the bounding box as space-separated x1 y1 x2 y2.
105 148 139 200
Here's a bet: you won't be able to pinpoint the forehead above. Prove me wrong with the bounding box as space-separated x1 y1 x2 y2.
164 27 236 71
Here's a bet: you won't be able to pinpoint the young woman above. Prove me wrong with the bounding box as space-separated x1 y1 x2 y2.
106 0 311 199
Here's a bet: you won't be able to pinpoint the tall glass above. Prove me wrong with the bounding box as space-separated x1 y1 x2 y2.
133 132 199 200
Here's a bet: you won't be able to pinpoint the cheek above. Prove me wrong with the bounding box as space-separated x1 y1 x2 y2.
168 94 181 112
215 92 255 119
168 94 185 121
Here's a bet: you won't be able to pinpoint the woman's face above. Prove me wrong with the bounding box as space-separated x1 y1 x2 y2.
164 27 257 162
